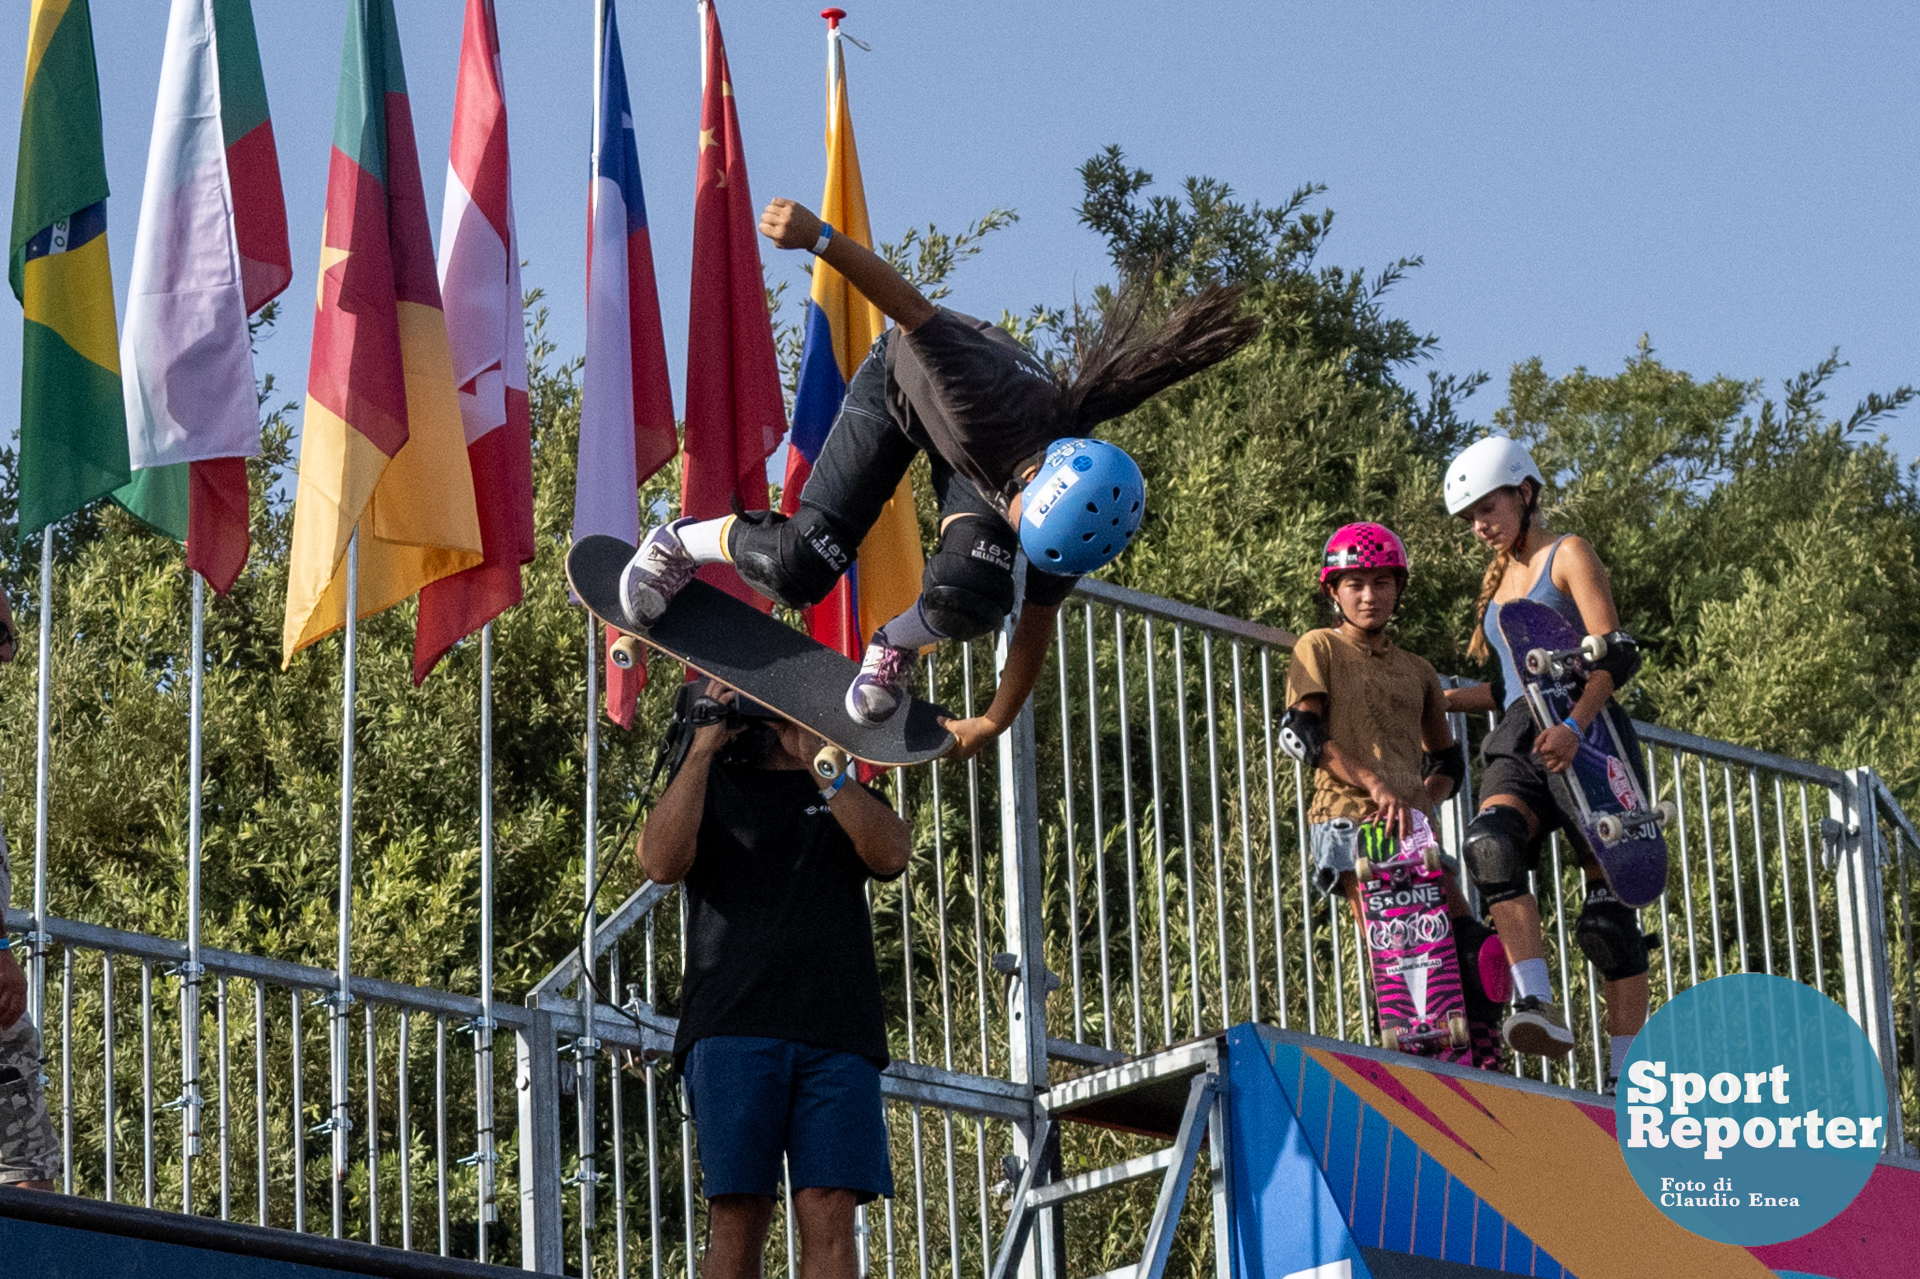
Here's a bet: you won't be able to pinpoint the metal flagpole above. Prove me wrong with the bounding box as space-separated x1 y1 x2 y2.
29 529 53 1031
570 3 608 1269
474 621 498 1260
179 572 208 1209
331 530 359 1238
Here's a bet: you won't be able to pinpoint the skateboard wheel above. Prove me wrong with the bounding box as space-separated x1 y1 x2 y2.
1447 1010 1470 1048
1595 814 1623 843
1382 1026 1402 1053
1654 800 1677 828
813 745 850 783
1580 633 1608 663
1420 847 1444 873
609 635 643 670
1353 856 1375 884
1525 647 1551 676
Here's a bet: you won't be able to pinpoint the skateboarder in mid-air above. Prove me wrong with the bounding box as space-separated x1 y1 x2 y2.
1280 524 1504 1065
621 196 1260 759
1441 436 1656 1089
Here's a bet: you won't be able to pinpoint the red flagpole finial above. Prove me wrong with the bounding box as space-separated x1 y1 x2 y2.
821 8 845 28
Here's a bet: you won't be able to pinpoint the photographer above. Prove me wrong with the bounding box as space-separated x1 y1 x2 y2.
639 682 909 1279
0 580 57 1192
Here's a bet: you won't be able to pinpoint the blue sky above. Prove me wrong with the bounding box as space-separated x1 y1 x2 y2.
3 1 1917 498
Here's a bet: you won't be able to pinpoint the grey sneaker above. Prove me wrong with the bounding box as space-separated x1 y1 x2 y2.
620 519 698 623
1502 995 1575 1059
846 640 915 725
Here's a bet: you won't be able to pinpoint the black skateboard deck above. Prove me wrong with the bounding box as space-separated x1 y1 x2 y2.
1498 598 1669 907
566 534 954 768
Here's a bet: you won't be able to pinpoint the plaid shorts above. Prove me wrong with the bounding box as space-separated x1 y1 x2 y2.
0 1012 59 1185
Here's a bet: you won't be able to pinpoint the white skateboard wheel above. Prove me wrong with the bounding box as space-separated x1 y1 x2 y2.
609 635 642 670
1525 647 1551 675
1596 814 1623 843
1581 633 1608 662
1654 800 1677 828
1382 1025 1402 1053
1421 847 1444 873
1447 1010 1470 1048
1353 856 1375 884
813 745 850 782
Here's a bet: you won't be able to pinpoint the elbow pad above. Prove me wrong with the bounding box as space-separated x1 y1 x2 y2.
1422 740 1467 793
1588 631 1643 686
1279 708 1329 769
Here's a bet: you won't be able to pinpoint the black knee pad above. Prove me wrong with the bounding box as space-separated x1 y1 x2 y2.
1575 885 1651 980
1464 807 1534 906
920 516 1016 640
726 505 854 609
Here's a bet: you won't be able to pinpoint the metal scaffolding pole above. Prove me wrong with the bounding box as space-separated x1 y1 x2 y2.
29 529 53 1031
180 572 208 1209
331 530 360 1238
475 621 499 1260
575 613 602 1270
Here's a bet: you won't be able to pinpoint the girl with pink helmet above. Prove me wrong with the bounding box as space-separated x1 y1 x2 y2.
1281 523 1507 1066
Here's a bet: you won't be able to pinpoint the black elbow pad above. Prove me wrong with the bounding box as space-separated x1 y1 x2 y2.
1589 631 1643 685
1279 708 1329 769
1422 740 1467 792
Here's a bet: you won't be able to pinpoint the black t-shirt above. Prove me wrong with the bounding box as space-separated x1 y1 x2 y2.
671 761 900 1069
884 308 1080 608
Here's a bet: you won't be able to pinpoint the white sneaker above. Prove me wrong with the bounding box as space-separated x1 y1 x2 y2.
845 641 915 726
620 519 698 624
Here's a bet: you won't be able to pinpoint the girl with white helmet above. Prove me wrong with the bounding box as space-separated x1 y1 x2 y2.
623 197 1260 759
1443 436 1656 1089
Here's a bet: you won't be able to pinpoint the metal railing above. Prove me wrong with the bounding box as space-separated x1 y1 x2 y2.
7 574 1918 1277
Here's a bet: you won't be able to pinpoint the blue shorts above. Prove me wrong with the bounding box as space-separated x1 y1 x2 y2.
684 1036 894 1202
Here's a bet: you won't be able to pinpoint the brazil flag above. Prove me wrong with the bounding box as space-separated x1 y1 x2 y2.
9 0 130 539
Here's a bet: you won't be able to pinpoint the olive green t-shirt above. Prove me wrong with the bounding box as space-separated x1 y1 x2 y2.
1284 627 1444 825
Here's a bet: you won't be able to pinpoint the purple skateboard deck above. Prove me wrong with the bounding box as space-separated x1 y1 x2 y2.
1497 598 1669 907
1356 814 1474 1066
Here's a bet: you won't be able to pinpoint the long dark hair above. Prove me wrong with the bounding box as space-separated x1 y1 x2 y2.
1055 281 1263 431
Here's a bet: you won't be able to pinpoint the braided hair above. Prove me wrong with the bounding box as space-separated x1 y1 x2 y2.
1465 480 1541 664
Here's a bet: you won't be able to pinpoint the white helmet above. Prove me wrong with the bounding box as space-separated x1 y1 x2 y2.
1444 436 1544 515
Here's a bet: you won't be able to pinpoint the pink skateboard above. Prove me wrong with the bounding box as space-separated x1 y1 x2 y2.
1355 813 1472 1063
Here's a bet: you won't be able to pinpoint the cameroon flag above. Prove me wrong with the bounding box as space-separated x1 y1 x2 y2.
282 0 482 664
9 0 130 539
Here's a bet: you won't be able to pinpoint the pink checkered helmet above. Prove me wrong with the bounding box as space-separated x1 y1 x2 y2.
1319 523 1410 590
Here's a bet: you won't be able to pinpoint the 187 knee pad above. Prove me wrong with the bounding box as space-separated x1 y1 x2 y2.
1575 885 1651 980
1464 807 1534 906
920 516 1016 640
727 506 854 609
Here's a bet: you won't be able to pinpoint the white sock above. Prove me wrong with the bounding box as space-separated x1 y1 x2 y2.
875 600 947 652
1511 958 1551 1002
1610 1034 1634 1078
672 515 733 565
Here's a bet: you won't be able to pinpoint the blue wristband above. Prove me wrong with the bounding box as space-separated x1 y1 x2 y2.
821 769 850 801
810 221 835 255
0 936 12 951
1561 715 1582 736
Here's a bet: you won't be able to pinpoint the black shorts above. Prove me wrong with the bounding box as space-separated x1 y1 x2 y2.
1477 701 1648 840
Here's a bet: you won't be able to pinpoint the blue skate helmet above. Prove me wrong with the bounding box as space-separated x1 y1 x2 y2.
1018 438 1145 575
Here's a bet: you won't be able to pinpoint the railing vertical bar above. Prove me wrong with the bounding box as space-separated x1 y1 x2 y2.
1231 642 1259 1026
1546 838 1579 1091
935 656 962 1278
218 973 232 1221
436 1015 449 1256
1328 873 1349 1041
1774 775 1800 983
104 953 116 1202
681 892 697 1275
60 945 72 1195
1293 759 1317 1037
1698 758 1724 978
1261 648 1287 1027
1672 753 1699 987
1201 632 1231 1023
1723 766 1749 973
398 1012 412 1250
291 989 305 1233
1648 746 1675 1003
1051 616 1083 1041
1173 624 1202 1037
142 959 155 1208
1143 617 1173 1041
365 1004 379 1246
1114 609 1145 1053
1748 771 1774 975
644 911 662 1279
1800 783 1825 994
610 947 628 1279
255 980 269 1227
1083 602 1115 1049
1897 827 1917 1135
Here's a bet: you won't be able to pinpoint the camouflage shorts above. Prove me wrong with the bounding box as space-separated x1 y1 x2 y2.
0 1013 58 1185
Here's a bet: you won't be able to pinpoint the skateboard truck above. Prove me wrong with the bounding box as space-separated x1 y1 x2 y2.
1383 1010 1470 1053
1353 845 1447 883
1595 799 1678 845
